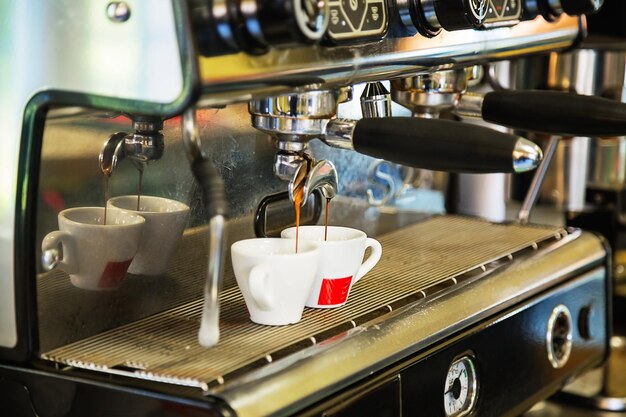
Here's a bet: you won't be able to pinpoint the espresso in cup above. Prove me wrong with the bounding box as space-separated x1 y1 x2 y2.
281 226 382 308
231 238 320 326
41 207 145 290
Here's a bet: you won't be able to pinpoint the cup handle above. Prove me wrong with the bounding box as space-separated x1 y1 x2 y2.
354 238 382 283
248 265 274 311
41 231 77 274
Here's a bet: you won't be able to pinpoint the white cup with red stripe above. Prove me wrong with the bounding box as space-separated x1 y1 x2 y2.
41 207 145 290
281 226 382 308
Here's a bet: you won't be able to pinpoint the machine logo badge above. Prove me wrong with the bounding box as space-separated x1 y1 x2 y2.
469 0 488 22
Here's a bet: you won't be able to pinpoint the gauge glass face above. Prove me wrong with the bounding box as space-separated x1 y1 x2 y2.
443 355 478 417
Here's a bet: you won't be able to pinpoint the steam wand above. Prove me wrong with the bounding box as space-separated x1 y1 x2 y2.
183 108 228 348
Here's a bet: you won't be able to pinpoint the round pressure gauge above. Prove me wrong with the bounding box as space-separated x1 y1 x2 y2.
443 354 479 417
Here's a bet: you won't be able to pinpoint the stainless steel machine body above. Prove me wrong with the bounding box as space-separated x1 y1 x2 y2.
470 6 626 410
0 0 583 353
0 0 616 416
513 45 626 415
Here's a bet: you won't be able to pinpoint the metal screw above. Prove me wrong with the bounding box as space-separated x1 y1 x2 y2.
107 1 131 23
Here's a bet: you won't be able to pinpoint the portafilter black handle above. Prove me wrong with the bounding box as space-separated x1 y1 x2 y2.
478 90 626 137
325 117 542 173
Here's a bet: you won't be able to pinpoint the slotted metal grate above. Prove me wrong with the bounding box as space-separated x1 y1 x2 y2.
41 216 565 391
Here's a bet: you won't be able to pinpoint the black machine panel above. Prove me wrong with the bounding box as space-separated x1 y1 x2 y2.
304 268 609 417
400 269 607 417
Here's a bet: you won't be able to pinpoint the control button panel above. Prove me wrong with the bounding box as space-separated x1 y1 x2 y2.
327 0 387 42
484 0 522 26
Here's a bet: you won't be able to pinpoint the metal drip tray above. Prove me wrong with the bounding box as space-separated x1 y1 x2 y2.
40 216 566 391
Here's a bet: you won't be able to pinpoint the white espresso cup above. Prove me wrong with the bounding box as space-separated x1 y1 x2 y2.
231 238 321 326
107 195 190 276
281 226 382 308
41 207 145 290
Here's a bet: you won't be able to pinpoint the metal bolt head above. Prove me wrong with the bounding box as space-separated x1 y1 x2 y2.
107 2 131 23
42 248 60 271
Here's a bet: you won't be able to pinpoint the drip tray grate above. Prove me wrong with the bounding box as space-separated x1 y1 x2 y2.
41 216 565 390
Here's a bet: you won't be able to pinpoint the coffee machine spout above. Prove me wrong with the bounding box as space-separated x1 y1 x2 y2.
98 116 165 176
99 132 127 176
289 159 338 206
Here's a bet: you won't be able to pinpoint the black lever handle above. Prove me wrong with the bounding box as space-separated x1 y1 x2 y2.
350 117 541 173
481 90 626 137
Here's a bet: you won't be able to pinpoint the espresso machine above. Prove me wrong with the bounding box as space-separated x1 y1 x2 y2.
459 2 626 411
0 1 623 416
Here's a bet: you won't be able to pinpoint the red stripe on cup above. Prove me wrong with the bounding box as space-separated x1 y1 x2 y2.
317 276 353 305
99 259 133 289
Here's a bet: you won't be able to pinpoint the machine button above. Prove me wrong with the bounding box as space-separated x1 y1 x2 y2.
361 2 386 31
546 304 573 369
490 0 506 16
328 4 353 34
578 305 592 340
327 0 388 42
339 0 368 30
484 0 521 26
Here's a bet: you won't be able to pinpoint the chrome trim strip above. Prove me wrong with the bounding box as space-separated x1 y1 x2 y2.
198 17 581 106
